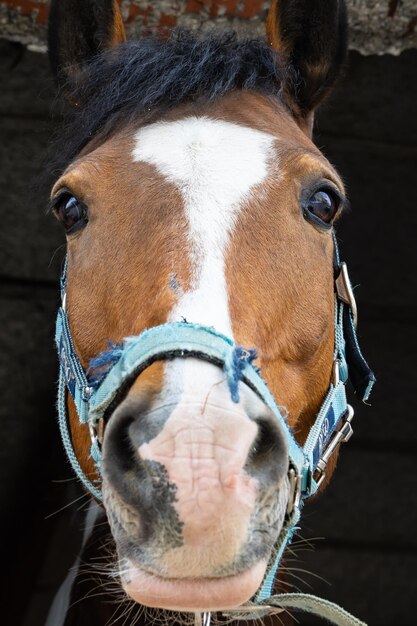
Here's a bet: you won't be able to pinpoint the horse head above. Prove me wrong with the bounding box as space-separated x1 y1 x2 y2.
47 0 372 617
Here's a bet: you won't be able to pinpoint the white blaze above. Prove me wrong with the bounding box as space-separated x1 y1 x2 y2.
132 116 275 336
133 117 275 399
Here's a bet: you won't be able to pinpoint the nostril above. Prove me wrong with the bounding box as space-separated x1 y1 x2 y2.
103 411 138 475
103 395 159 479
102 396 176 506
250 420 273 456
246 411 289 483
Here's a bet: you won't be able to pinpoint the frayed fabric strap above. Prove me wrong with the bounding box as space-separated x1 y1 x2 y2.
225 346 258 403
88 342 123 387
87 322 307 478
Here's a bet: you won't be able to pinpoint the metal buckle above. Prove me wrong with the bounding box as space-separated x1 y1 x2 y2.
194 612 211 626
89 417 105 449
286 467 302 516
332 360 340 386
335 262 358 328
314 404 354 489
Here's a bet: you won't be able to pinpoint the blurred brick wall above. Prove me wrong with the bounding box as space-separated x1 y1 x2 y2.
0 0 416 53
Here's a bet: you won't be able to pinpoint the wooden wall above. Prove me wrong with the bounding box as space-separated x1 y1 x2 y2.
0 38 415 625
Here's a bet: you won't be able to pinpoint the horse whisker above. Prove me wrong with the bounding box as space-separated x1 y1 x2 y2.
45 491 91 519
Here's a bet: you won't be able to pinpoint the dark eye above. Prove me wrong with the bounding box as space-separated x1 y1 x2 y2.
304 188 340 227
53 193 88 233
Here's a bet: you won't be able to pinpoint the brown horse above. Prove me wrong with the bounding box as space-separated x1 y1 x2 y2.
46 0 369 624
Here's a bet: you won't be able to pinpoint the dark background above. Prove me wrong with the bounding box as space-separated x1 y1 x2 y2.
0 40 416 625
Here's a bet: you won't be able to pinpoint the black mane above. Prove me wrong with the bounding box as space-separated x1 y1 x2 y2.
48 31 286 181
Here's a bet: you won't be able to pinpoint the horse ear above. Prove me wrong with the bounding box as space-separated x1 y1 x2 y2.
48 0 126 90
267 0 348 119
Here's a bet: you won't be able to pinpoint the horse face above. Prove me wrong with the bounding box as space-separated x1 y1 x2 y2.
48 0 348 613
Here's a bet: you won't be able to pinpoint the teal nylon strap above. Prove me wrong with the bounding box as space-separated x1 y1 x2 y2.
224 593 366 625
56 308 91 423
57 370 103 500
304 381 348 481
254 505 301 602
88 322 307 477
264 594 366 626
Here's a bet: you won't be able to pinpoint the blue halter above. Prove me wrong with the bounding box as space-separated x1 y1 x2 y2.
55 235 375 625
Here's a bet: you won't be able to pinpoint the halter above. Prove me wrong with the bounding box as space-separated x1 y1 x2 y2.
55 234 375 625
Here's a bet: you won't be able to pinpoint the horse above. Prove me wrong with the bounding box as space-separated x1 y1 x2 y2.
45 1 374 624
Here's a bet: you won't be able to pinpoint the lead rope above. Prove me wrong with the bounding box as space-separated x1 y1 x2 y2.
222 595 366 625
193 593 366 625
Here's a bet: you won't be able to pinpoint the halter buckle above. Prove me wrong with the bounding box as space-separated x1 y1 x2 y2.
194 612 211 626
332 359 340 386
89 417 105 449
286 467 302 516
315 404 354 488
335 262 358 328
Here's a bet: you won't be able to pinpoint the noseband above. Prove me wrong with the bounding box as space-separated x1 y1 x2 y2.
55 234 375 625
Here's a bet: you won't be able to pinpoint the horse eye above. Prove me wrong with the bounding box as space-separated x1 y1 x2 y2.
304 189 340 226
53 193 88 233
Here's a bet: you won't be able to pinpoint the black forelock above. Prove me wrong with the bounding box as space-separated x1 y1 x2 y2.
47 30 286 185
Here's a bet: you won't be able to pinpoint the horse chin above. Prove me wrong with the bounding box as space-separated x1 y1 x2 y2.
120 559 268 612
